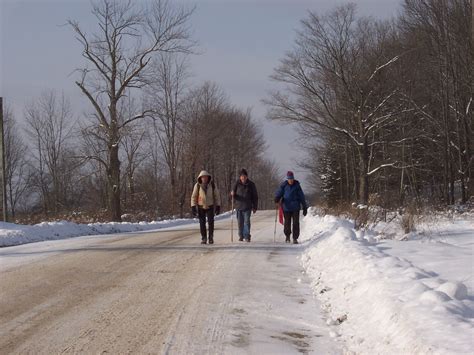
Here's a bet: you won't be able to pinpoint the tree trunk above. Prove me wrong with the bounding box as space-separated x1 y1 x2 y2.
128 168 135 207
179 185 187 218
345 142 350 201
8 182 14 219
170 171 176 215
359 138 369 205
108 144 121 222
449 158 455 204
466 3 473 201
443 139 450 204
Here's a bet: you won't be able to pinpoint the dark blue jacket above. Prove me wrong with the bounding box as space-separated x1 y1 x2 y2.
275 180 307 212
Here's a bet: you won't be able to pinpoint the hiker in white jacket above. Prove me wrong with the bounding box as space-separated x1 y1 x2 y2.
191 170 221 244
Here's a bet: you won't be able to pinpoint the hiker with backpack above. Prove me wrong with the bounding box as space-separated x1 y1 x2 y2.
274 171 308 244
231 169 258 242
191 170 221 244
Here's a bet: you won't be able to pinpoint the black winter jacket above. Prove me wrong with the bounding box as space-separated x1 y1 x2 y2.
232 179 258 211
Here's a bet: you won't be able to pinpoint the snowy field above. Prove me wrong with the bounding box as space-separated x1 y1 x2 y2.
300 208 474 354
0 212 231 247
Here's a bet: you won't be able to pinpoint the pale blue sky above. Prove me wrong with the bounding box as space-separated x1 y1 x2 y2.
0 0 402 184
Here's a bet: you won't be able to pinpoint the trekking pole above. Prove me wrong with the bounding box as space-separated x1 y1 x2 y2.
273 203 278 243
231 197 234 243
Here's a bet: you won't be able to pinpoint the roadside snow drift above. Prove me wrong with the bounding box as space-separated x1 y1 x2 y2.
300 212 474 354
0 213 230 247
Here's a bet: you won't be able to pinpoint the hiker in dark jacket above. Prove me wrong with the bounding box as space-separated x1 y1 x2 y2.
274 171 308 244
231 169 258 242
191 170 221 245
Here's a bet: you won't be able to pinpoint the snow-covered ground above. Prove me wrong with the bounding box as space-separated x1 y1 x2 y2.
0 211 341 354
300 208 474 354
0 213 230 247
1 208 472 353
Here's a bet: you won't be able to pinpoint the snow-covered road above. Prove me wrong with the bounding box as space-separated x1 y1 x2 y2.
0 211 340 354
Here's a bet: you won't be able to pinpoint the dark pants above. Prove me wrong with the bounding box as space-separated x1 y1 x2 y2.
198 206 215 241
283 210 300 240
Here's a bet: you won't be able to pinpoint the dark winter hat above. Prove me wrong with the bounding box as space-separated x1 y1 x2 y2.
239 168 248 177
286 171 295 179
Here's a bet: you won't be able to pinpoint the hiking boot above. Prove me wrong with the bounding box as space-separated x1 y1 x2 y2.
209 238 214 244
239 237 244 241
285 237 290 243
293 239 299 244
245 238 250 242
201 239 207 244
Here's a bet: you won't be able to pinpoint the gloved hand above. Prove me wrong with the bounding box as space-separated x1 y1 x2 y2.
274 197 280 203
303 208 308 216
215 206 220 215
191 206 197 217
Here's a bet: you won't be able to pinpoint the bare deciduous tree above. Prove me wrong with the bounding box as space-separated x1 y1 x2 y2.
68 0 194 221
269 1 472 209
401 0 473 204
146 53 190 215
24 90 76 213
3 106 30 218
266 5 412 205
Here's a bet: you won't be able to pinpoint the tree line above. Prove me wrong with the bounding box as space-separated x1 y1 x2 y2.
3 0 280 222
266 0 472 208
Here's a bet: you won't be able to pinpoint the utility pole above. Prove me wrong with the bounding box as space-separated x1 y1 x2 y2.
0 97 7 222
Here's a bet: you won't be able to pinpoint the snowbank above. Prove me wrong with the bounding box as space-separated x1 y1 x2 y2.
0 213 231 247
300 210 474 354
